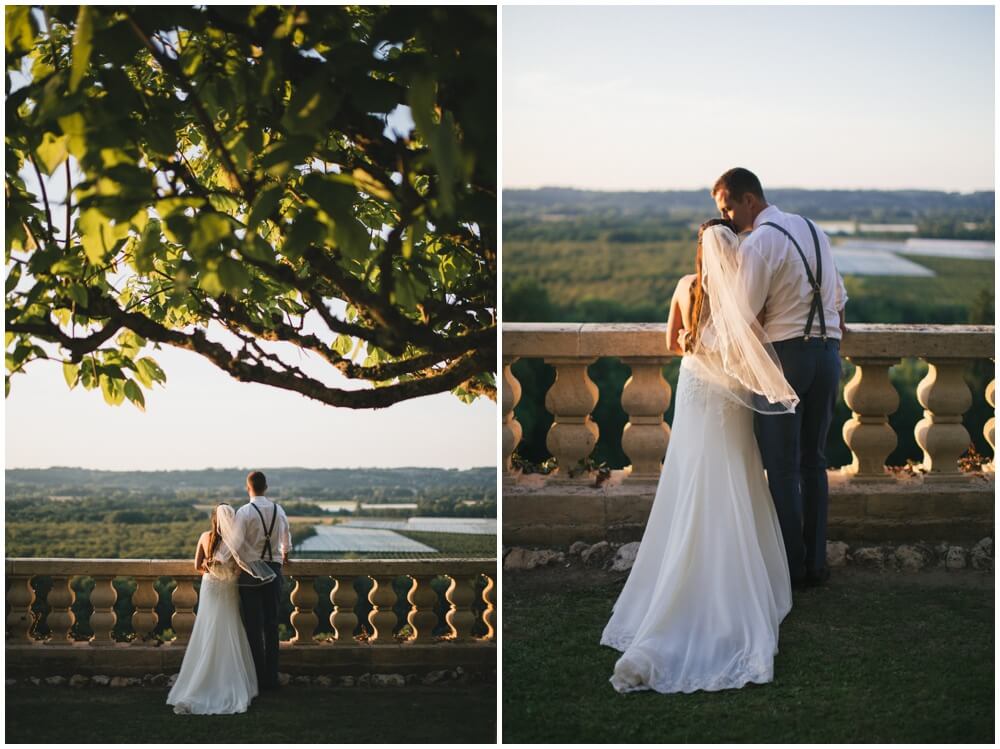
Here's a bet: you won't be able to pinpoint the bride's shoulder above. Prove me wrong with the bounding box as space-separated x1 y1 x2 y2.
672 274 697 299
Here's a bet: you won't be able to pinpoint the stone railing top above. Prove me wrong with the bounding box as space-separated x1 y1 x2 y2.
503 323 995 360
5 557 496 577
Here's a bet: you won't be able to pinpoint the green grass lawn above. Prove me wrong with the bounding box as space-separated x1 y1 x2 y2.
6 683 496 743
502 568 994 743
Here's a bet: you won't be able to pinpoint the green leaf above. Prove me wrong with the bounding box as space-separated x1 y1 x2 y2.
134 218 162 273
57 113 88 160
407 76 463 215
133 360 153 387
118 330 145 357
100 374 125 406
69 6 94 93
331 334 353 356
124 379 145 411
79 209 114 264
351 168 393 202
5 6 36 56
63 361 79 389
179 45 203 78
67 284 88 308
217 257 250 292
136 357 166 386
282 211 324 260
259 137 314 179
302 174 370 261
248 184 283 230
190 213 231 258
5 263 21 294
198 270 224 297
80 359 98 388
36 133 69 176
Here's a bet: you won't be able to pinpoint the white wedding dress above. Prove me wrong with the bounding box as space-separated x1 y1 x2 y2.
166 560 259 714
600 355 793 693
600 223 796 695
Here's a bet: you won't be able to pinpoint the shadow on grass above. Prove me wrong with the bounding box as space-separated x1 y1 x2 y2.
6 684 496 743
502 568 994 743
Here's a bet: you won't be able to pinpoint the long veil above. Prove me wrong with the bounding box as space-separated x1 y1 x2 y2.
687 224 799 415
213 504 277 582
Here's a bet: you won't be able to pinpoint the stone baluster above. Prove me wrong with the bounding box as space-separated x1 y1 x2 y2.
620 357 672 480
167 578 196 645
45 575 76 645
445 574 476 641
915 359 974 480
481 574 496 640
502 356 523 476
985 375 995 469
367 575 398 643
406 575 439 643
289 576 319 646
544 358 599 479
841 358 900 480
330 577 358 643
89 576 118 646
6 574 36 642
130 576 159 641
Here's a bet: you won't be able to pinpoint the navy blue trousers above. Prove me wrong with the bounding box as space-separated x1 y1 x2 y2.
754 338 841 582
238 562 283 689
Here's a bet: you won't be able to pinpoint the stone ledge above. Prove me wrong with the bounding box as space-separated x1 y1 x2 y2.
503 470 995 546
5 557 497 577
503 322 995 360
4 642 496 678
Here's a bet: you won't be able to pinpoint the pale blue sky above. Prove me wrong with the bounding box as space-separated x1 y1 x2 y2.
504 5 995 191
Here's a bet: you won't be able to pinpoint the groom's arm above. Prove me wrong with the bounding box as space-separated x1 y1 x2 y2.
736 236 772 319
278 506 291 564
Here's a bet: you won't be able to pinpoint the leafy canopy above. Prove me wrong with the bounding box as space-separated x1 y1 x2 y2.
5 5 496 409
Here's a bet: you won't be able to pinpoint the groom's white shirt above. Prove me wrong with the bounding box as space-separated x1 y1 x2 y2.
235 496 291 562
738 205 848 343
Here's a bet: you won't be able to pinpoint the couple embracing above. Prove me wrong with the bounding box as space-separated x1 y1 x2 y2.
601 168 848 694
167 471 291 714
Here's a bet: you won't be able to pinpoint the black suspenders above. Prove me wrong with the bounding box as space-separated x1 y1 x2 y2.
760 218 827 340
249 502 278 561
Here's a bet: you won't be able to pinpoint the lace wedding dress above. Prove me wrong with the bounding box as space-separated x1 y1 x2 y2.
599 224 794 694
166 559 258 714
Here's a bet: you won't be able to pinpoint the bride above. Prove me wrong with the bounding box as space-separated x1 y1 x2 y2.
600 219 797 694
167 503 275 714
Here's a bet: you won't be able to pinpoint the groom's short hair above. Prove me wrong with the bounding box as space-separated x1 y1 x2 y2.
713 168 766 201
247 471 268 494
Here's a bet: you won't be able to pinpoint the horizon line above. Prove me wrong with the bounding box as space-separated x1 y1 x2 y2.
502 184 996 195
5 465 496 473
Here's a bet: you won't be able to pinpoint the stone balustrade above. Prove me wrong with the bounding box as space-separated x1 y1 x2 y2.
504 323 995 483
5 558 496 677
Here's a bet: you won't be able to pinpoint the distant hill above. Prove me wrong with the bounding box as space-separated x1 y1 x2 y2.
504 187 995 223
5 466 496 501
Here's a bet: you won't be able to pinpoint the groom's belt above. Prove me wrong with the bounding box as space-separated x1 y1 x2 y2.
772 336 840 349
237 560 282 587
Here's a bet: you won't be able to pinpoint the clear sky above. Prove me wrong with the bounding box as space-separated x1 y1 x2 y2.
5 344 496 471
504 5 995 192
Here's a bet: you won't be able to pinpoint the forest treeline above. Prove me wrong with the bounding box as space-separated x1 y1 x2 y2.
6 466 496 502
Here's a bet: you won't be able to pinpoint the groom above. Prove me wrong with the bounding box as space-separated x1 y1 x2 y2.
236 471 291 689
711 168 848 589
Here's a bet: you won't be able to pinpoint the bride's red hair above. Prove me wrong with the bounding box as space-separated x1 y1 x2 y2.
686 218 736 352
